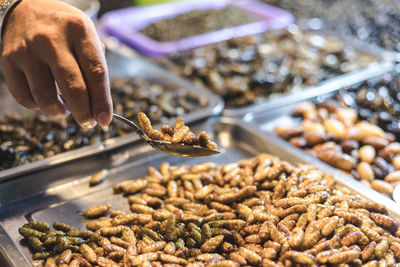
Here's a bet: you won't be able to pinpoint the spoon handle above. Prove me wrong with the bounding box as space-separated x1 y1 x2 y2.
113 113 146 138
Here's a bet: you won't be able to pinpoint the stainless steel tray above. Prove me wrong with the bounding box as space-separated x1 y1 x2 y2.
0 46 224 183
1 117 399 266
217 28 395 118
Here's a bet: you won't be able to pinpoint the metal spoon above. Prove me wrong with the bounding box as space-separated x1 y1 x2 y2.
393 184 400 205
112 113 220 158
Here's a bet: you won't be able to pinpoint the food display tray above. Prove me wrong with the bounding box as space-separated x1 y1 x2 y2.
99 0 294 58
1 117 399 266
246 68 400 201
240 60 394 122
227 61 394 119
0 44 224 183
219 27 395 118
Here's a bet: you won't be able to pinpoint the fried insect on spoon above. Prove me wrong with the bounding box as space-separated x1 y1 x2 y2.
137 112 218 150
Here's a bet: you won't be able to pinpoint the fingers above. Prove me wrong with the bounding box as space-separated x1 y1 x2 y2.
1 60 38 110
73 22 113 126
20 60 68 118
48 52 96 128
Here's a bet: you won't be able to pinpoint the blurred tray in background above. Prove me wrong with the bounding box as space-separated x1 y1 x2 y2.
247 66 400 202
99 0 294 57
261 0 400 61
156 25 391 117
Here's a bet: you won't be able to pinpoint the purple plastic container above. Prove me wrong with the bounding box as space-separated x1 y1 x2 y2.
100 0 294 58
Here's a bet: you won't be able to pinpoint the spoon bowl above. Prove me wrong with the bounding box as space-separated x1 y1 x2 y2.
113 113 220 158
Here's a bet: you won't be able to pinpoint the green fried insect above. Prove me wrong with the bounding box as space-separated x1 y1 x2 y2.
23 221 50 232
190 229 202 245
142 228 163 241
201 224 212 243
27 236 45 252
165 223 184 241
32 252 53 260
67 229 93 239
210 228 232 238
187 237 197 248
175 238 185 250
188 223 201 233
56 236 86 246
53 222 74 232
142 234 155 245
42 236 58 247
18 227 46 239
46 230 66 237
165 216 176 234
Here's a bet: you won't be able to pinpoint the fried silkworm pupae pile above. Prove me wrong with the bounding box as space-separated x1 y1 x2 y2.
20 154 400 266
275 100 400 198
137 112 218 150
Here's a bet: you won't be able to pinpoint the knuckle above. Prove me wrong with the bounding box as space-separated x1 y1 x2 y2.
32 32 57 49
88 63 106 78
66 14 91 34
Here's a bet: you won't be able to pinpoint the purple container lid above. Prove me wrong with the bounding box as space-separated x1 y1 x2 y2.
100 0 294 58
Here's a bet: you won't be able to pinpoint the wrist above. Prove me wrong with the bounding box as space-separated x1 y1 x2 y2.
0 0 22 43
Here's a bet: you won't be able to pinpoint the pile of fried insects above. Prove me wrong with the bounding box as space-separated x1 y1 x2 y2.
137 112 218 150
19 154 400 266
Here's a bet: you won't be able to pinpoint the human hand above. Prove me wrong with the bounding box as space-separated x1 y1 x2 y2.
1 0 113 128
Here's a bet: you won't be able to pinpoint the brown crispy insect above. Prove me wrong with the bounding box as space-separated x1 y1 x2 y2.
321 216 340 237
238 247 262 265
362 241 376 261
207 260 240 267
129 252 159 265
200 235 224 253
130 204 154 215
391 241 400 261
84 204 111 219
370 213 398 232
322 248 361 264
375 238 389 259
89 169 108 186
44 257 56 267
161 125 174 136
229 252 247 265
160 253 188 265
334 209 362 226
284 251 316 265
341 230 362 246
288 227 304 249
80 244 97 263
56 249 72 265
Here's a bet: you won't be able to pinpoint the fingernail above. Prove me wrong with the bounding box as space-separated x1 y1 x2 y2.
81 119 97 129
96 112 111 126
